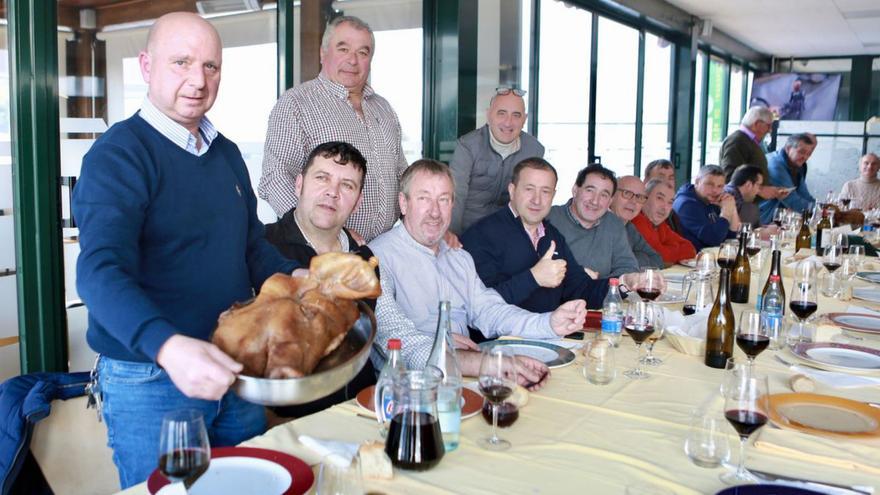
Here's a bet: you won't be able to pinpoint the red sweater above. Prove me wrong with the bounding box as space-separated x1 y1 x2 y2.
631 212 697 263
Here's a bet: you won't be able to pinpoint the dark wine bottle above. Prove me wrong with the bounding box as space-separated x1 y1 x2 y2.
815 208 832 256
730 232 751 304
795 210 812 252
758 237 785 312
705 268 735 369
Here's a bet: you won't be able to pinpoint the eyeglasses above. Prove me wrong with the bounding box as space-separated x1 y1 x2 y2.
495 86 526 97
618 188 648 203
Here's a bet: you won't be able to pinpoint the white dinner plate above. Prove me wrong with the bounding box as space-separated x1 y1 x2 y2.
788 342 880 373
826 312 880 337
480 340 576 368
852 287 880 304
856 271 880 284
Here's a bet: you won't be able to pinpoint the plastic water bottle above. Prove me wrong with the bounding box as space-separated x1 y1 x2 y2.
601 278 624 347
426 301 462 452
374 339 405 438
760 275 785 349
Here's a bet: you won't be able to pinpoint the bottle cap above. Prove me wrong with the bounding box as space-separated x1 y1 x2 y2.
387 339 401 350
609 278 619 286
770 275 780 282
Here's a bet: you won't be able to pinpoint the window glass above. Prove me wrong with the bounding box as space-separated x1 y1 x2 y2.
537 0 591 198
705 56 728 167
0 1 20 381
727 64 744 135
594 17 638 178
691 51 705 177
640 33 672 170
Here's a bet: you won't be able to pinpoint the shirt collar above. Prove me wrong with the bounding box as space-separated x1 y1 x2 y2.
739 125 759 144
139 97 217 155
317 73 375 101
508 204 546 249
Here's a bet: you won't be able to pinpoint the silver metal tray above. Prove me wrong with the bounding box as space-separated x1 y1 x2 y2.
232 302 376 406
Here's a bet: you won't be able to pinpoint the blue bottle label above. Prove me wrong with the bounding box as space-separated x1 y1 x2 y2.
381 394 394 421
601 318 622 334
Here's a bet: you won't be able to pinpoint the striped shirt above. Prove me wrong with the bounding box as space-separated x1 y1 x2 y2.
138 97 217 156
259 74 409 242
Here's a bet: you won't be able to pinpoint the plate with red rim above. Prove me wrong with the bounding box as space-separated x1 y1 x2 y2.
786 341 880 374
766 393 880 439
147 447 313 495
825 312 880 336
355 384 483 419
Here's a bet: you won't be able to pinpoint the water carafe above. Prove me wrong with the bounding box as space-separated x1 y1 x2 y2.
683 270 715 315
384 367 445 471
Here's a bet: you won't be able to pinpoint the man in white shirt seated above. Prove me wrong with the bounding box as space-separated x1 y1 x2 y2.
369 160 587 389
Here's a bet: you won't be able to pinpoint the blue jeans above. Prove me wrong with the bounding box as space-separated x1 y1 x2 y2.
97 356 267 489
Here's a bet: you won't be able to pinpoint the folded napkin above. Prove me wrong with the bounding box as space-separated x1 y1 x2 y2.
790 363 880 388
298 435 358 468
754 428 880 476
662 306 711 339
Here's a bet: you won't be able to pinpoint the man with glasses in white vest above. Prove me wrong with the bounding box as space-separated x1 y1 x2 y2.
448 87 545 233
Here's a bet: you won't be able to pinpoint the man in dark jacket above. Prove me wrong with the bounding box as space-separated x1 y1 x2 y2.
449 87 545 233
264 141 376 418
673 165 741 251
461 158 641 313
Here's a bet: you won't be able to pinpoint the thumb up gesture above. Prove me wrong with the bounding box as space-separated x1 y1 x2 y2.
531 240 567 288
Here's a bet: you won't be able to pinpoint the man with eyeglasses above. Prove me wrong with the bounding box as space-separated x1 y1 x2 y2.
609 176 663 268
448 86 545 233
546 164 640 279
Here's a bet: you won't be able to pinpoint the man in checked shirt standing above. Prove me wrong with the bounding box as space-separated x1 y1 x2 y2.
259 15 408 242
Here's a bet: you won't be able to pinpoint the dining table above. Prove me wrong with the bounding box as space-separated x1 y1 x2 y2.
120 250 880 495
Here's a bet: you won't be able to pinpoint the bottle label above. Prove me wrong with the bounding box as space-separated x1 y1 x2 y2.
756 294 763 311
601 318 622 334
380 393 394 422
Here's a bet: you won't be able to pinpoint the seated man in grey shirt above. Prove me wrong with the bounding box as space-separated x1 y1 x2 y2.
369 159 586 387
609 175 664 268
546 164 640 279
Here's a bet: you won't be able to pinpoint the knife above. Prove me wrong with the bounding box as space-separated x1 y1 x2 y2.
749 469 874 495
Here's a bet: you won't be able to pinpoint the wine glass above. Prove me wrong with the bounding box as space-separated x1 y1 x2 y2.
695 251 717 275
317 455 364 495
840 196 852 210
641 305 666 366
623 301 658 379
719 357 750 398
158 410 211 492
637 267 664 301
736 310 769 366
717 242 737 270
822 244 843 297
789 261 818 344
772 208 786 228
720 374 770 484
848 245 865 269
832 231 849 252
478 346 517 451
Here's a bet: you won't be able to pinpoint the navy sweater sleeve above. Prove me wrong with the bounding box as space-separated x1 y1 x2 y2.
73 139 178 361
461 219 540 306
676 198 731 247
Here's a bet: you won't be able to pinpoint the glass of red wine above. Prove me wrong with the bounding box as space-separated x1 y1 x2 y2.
623 301 658 379
789 261 818 343
717 241 737 270
158 409 211 492
736 310 769 366
478 346 517 451
721 373 770 484
637 267 664 301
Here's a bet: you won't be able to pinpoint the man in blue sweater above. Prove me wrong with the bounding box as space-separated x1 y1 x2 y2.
72 12 300 488
462 158 641 312
758 133 817 224
673 165 741 251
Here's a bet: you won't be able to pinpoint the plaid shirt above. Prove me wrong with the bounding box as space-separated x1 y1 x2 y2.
258 74 409 242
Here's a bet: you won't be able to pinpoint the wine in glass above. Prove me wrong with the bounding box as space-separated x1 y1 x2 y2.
478 346 517 451
717 242 737 270
623 301 657 379
637 267 664 301
745 231 761 258
721 374 770 484
736 310 769 366
641 305 666 366
789 261 818 343
158 410 211 492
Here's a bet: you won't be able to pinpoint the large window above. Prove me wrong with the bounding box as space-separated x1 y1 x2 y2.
537 0 591 197
727 64 744 135
640 33 672 170
594 17 638 178
691 51 705 177
705 56 728 167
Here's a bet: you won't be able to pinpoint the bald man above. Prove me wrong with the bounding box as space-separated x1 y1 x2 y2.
73 12 301 487
609 175 663 268
840 153 880 210
449 88 545 233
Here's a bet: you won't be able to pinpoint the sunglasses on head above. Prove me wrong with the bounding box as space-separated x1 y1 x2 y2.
495 86 526 97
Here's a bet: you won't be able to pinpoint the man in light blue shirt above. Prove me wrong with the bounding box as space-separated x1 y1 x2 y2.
369 160 586 388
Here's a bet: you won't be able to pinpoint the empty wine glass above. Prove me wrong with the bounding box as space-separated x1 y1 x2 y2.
317 456 364 495
789 261 818 344
684 404 731 469
720 374 770 485
695 251 718 275
848 245 865 269
158 410 211 493
623 301 659 379
478 346 517 451
736 310 769 366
